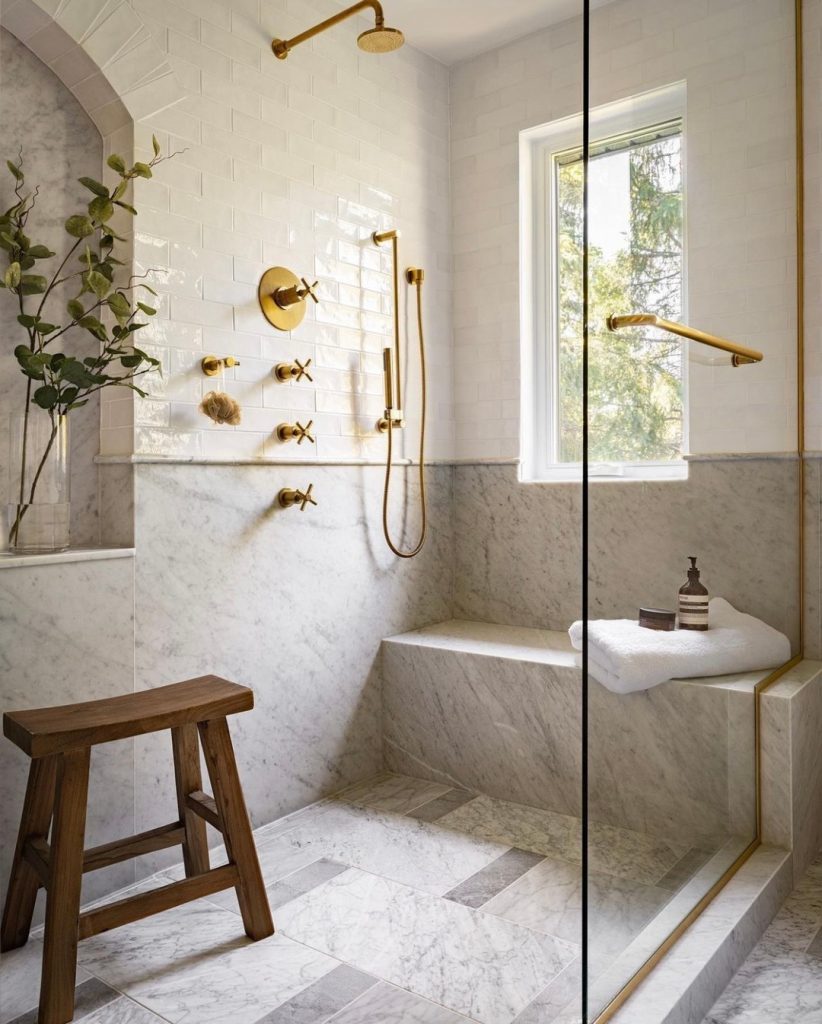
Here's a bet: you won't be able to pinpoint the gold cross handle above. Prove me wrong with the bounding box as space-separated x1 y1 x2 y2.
274 358 313 383
278 485 318 511
276 420 315 445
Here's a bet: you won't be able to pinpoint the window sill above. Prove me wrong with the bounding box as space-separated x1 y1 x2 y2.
523 462 689 483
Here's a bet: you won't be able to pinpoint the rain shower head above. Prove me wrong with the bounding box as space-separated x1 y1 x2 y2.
357 25 405 53
272 1 405 60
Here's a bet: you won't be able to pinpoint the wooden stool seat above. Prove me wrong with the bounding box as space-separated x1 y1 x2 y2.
4 676 253 757
1 676 274 1024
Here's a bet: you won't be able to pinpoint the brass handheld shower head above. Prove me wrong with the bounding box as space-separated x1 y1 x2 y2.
272 1 404 60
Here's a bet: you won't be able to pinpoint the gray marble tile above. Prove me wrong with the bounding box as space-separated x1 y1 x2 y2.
588 821 689 887
703 951 822 1023
437 795 580 864
7 977 121 1024
254 964 377 1023
807 925 822 959
0 938 92 1024
333 773 452 815
267 859 349 911
408 788 476 822
83 999 170 1023
238 800 509 896
77 884 339 1024
513 960 581 1024
277 867 577 1024
0 558 136 922
132 462 454 874
444 849 545 909
326 983 467 1024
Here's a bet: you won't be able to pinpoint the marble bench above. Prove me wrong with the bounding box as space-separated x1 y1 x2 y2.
381 619 759 847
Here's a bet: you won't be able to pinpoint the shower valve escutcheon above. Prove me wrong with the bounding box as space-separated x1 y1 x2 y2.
258 266 319 331
275 358 313 383
277 420 315 445
278 484 317 511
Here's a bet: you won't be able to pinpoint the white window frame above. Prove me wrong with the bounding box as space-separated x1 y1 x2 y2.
519 83 688 482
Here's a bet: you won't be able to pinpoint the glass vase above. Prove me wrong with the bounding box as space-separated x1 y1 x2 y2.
7 411 70 553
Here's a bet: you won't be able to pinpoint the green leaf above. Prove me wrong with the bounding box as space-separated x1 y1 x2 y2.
51 353 66 371
83 270 111 300
136 302 156 316
66 399 89 410
139 283 158 296
6 160 23 181
19 256 35 270
17 313 39 327
114 201 137 215
27 244 55 259
107 154 126 173
4 261 21 289
65 214 94 238
67 299 84 319
120 353 142 368
59 358 96 386
111 181 128 201
152 134 161 157
79 176 108 196
14 343 33 365
33 322 59 334
19 274 48 295
88 196 114 223
33 385 58 409
60 386 78 405
133 162 153 179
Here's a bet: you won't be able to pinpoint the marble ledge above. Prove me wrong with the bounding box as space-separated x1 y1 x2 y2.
94 454 520 467
0 547 135 570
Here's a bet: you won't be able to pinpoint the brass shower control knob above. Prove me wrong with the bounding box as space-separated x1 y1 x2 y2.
275 358 313 383
259 266 320 331
278 484 317 511
277 420 315 445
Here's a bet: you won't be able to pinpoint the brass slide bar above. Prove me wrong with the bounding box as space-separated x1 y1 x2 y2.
606 313 763 366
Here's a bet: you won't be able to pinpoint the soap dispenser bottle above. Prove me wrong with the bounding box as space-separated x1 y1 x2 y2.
678 556 709 630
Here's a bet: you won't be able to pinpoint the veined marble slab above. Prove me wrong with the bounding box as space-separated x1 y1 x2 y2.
276 866 577 1024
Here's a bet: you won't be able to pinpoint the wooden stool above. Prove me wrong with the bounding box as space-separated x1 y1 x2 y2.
1 675 274 1024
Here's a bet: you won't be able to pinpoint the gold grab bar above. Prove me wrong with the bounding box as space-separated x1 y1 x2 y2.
606 314 763 366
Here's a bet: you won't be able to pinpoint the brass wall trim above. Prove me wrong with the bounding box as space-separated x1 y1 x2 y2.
606 314 763 365
259 267 318 332
201 355 240 377
277 485 317 511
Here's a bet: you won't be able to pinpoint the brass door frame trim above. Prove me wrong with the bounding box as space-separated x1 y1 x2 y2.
592 0 805 1020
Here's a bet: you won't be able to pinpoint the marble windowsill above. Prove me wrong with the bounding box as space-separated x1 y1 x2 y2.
0 547 135 570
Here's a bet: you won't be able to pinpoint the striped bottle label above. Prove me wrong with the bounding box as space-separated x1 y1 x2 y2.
679 593 709 627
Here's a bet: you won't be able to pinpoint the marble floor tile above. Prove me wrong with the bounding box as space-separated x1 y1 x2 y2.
6 977 121 1024
77 887 339 1024
333 772 452 814
408 788 476 822
444 849 545 909
83 999 170 1023
276 866 577 1024
437 795 580 864
480 857 671 976
587 821 689 886
655 846 717 891
0 938 93 1024
254 964 377 1023
807 925 822 959
325 982 468 1024
266 859 349 911
254 800 508 896
513 960 581 1024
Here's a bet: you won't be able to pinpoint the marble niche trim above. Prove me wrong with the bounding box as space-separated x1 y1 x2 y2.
0 548 135 570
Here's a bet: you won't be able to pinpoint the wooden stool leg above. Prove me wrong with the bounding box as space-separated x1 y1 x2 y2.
1 755 58 951
171 723 210 876
40 748 91 1024
198 718 274 940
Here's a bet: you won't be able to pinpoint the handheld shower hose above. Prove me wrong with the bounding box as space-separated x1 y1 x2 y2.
382 269 427 558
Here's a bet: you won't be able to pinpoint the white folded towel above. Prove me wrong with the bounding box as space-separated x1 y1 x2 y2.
568 598 791 694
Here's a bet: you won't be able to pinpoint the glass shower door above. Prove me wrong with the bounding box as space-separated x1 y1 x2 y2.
582 0 802 1018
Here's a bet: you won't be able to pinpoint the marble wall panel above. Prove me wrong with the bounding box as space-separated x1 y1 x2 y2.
0 556 136 921
0 28 103 549
804 457 822 660
454 459 801 654
131 462 454 871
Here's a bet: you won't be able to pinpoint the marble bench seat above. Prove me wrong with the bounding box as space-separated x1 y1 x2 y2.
382 620 759 847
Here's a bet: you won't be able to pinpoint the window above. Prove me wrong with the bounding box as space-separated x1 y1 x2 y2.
521 85 687 480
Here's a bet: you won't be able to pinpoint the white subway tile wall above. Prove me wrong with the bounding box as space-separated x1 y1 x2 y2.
450 0 801 459
104 0 454 462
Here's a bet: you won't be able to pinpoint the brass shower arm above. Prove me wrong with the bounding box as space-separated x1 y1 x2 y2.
272 1 386 59
606 314 763 366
